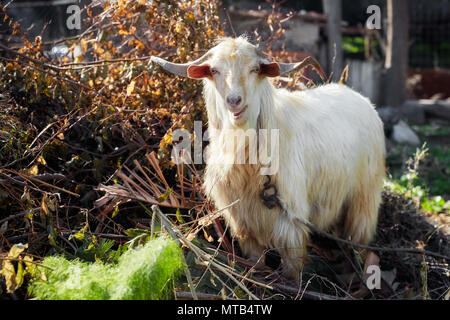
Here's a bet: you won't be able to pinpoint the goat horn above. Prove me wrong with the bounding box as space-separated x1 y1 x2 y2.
150 52 211 77
277 56 326 80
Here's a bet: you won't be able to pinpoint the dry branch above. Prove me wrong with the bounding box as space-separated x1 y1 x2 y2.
302 220 450 261
151 204 260 300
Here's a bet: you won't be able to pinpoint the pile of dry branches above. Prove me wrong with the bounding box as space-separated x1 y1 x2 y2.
0 0 448 300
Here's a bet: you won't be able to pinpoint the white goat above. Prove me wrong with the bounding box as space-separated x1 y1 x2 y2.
151 37 386 281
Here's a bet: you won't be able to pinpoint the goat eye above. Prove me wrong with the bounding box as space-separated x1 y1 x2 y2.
250 67 260 74
211 68 219 75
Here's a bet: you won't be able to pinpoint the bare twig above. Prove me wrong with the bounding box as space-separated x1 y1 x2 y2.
8 170 79 198
302 220 450 261
0 55 93 91
60 56 152 67
151 205 259 300
175 291 236 300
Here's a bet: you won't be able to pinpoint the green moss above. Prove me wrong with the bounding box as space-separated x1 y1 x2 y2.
28 238 183 300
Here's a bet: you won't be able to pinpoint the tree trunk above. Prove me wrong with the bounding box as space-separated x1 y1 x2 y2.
382 0 409 107
323 0 343 81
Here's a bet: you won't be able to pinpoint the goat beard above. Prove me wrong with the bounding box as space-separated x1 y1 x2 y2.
206 116 269 180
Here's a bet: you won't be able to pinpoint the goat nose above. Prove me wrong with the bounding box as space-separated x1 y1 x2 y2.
226 96 242 108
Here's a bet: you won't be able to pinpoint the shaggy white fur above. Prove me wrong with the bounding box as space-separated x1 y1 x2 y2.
152 37 386 281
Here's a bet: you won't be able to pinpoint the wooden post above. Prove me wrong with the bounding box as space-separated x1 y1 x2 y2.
382 0 409 107
323 0 343 81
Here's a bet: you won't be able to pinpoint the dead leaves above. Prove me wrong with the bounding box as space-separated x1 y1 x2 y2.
126 80 136 96
0 243 36 293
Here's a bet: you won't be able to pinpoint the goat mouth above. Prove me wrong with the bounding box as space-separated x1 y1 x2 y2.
231 105 248 120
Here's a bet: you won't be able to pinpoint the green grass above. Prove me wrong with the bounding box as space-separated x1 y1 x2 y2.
343 36 365 54
385 142 450 215
28 237 183 300
415 125 450 137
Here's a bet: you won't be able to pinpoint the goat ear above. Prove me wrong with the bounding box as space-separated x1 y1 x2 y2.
260 62 280 77
187 65 212 79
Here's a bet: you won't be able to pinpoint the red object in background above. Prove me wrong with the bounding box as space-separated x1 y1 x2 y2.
408 69 450 100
